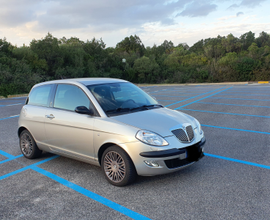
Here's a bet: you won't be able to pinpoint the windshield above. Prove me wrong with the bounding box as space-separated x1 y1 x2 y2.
87 82 162 116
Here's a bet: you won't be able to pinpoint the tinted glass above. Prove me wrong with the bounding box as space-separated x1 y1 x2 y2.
87 82 160 115
28 85 53 106
54 84 90 111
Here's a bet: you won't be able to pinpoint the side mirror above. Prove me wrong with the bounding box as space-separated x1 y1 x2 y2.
75 106 94 115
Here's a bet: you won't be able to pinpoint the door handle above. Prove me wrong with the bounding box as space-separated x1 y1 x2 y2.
45 114 55 119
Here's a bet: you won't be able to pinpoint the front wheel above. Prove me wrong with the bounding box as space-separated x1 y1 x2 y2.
19 130 42 159
101 146 137 186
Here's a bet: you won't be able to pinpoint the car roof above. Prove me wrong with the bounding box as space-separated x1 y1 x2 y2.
34 78 127 87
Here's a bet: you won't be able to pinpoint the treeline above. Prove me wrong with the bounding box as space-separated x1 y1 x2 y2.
1 31 270 97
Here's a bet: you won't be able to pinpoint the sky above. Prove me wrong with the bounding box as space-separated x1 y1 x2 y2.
0 0 270 48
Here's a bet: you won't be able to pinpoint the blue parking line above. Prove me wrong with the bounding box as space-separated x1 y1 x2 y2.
0 155 59 181
0 155 23 165
33 167 151 220
0 152 150 219
0 149 16 158
165 86 228 107
197 102 270 108
222 90 270 93
181 109 270 119
205 153 270 170
208 97 270 102
175 87 233 109
201 124 270 135
0 115 19 121
0 165 32 181
219 94 270 97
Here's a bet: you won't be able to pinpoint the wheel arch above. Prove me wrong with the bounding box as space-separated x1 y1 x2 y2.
98 142 118 165
97 142 136 169
18 126 27 137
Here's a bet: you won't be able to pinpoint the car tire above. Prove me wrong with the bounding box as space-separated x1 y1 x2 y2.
101 146 137 186
19 130 42 159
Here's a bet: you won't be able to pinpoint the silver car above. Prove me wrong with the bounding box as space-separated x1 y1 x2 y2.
18 78 205 186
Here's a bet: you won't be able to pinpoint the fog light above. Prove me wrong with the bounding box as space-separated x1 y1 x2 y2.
144 160 159 167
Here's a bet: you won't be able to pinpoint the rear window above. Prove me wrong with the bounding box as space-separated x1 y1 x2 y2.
28 85 53 107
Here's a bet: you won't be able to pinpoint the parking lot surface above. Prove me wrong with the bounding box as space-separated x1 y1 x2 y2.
1 83 270 219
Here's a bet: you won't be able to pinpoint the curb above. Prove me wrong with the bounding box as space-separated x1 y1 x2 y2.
0 94 28 100
137 82 249 87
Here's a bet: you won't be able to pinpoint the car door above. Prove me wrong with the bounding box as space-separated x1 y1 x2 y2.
44 83 96 161
22 84 55 146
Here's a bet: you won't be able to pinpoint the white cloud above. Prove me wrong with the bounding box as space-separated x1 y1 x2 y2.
0 0 269 47
228 0 266 9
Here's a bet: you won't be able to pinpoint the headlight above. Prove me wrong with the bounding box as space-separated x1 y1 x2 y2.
194 118 203 135
136 130 168 146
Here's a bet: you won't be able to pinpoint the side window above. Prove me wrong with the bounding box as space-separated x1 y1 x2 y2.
28 85 53 107
54 84 90 111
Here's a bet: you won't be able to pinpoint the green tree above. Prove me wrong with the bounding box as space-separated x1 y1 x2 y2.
30 33 63 77
240 31 255 51
255 31 270 47
116 35 145 56
133 56 160 83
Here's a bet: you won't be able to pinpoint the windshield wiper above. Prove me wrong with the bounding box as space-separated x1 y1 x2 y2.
130 104 163 111
144 104 163 108
106 104 163 114
106 107 131 114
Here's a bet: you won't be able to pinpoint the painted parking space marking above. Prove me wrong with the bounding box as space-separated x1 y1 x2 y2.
0 155 23 165
2 85 270 219
221 90 270 93
201 124 270 135
205 153 270 170
0 153 150 220
33 166 151 220
165 86 228 107
208 97 270 102
0 149 16 158
181 109 270 119
0 155 59 181
218 93 270 97
197 102 270 109
0 115 19 121
174 86 233 109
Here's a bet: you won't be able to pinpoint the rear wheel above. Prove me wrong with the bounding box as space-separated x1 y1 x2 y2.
20 130 42 159
101 146 136 186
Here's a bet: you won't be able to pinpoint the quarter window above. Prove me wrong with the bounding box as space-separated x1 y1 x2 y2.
28 85 53 107
54 84 90 111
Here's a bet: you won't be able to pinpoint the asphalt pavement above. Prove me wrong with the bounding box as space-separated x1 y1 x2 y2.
1 83 270 220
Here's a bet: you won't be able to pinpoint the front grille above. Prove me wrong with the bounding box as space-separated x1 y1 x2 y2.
172 125 194 143
186 125 194 141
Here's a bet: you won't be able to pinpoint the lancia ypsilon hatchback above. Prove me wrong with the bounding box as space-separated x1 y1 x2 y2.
18 78 205 186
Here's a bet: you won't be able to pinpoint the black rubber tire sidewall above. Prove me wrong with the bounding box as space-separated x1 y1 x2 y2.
19 130 42 159
101 146 136 187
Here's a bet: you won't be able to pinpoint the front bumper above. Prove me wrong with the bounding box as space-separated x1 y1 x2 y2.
140 136 205 159
135 137 206 176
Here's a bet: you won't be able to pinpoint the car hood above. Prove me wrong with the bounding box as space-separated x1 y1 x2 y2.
112 107 195 137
